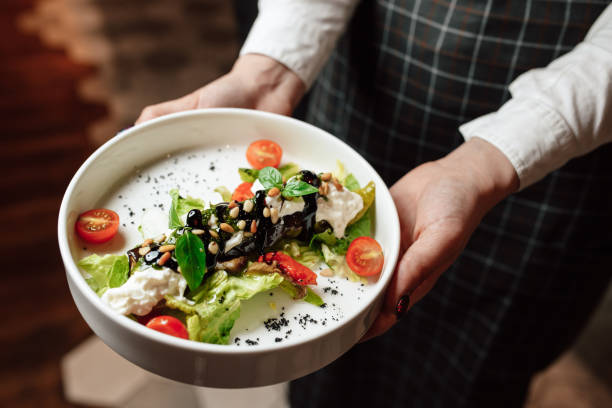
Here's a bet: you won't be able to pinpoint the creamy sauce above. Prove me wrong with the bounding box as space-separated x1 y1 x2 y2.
101 267 187 316
316 185 363 238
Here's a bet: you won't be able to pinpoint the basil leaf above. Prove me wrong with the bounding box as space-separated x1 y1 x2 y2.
168 189 183 229
238 168 259 183
282 180 319 197
258 166 283 190
278 163 300 180
175 230 207 291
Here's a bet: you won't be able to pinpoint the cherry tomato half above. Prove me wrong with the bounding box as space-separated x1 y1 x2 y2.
246 140 282 169
145 316 189 339
75 208 120 244
346 236 384 277
232 182 255 202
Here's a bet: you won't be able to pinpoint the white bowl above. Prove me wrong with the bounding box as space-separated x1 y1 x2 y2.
58 108 400 388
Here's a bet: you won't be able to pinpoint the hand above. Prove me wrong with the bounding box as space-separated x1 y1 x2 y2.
362 137 519 340
135 54 306 124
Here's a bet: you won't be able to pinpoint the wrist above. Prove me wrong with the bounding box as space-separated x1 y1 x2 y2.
231 54 306 114
439 137 519 208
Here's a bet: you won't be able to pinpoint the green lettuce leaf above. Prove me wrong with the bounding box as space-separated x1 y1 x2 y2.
278 162 300 180
304 287 325 306
77 254 129 296
238 168 259 183
278 279 324 307
343 174 360 192
350 181 375 224
214 186 232 202
168 189 205 229
321 244 366 284
165 270 284 344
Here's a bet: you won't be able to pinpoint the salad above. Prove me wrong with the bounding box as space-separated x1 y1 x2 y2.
75 140 384 345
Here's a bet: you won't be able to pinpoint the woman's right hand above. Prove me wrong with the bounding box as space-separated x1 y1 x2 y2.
135 54 306 124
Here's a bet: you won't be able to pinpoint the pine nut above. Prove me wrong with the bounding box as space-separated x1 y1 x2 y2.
229 206 239 219
157 251 171 266
244 232 253 238
141 239 153 247
270 207 279 224
138 246 151 256
154 234 166 243
228 200 238 209
320 172 332 181
268 187 280 197
237 220 246 230
159 244 175 253
208 241 219 255
250 220 257 233
192 228 205 235
220 223 235 233
243 200 253 213
319 268 334 277
262 207 270 218
209 229 219 239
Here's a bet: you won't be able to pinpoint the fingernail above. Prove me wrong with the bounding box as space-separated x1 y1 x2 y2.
396 294 410 319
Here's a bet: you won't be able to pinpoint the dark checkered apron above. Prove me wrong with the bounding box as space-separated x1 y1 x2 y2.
290 1 612 407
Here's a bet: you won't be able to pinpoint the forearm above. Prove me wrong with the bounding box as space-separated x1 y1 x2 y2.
230 54 306 112
240 0 360 88
460 3 612 189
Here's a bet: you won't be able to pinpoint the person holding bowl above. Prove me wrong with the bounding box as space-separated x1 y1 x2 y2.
137 1 612 406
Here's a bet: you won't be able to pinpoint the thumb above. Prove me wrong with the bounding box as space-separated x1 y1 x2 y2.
136 92 199 125
362 221 464 341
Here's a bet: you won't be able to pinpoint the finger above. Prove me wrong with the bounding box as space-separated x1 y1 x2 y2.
135 93 199 124
389 220 463 310
360 309 395 342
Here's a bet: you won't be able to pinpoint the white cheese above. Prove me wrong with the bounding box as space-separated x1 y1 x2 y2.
316 184 363 238
279 197 305 217
252 179 265 194
266 195 305 217
101 267 187 316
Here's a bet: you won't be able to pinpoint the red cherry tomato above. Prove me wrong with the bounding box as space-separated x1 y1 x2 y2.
145 316 189 339
232 182 255 202
75 208 120 244
246 140 282 169
346 237 384 277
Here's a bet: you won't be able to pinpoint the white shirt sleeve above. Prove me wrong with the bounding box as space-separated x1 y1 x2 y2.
460 4 612 189
239 0 360 89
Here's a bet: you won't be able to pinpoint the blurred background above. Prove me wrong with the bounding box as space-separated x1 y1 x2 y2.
1 0 611 406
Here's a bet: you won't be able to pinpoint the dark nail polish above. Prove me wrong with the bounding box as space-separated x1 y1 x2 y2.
396 294 410 318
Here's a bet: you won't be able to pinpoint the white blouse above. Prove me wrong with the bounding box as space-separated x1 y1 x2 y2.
240 1 612 189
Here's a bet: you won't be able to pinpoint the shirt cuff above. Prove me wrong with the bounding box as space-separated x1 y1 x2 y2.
459 98 576 190
240 1 357 89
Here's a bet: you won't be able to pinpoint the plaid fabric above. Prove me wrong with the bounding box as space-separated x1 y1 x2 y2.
290 1 612 407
